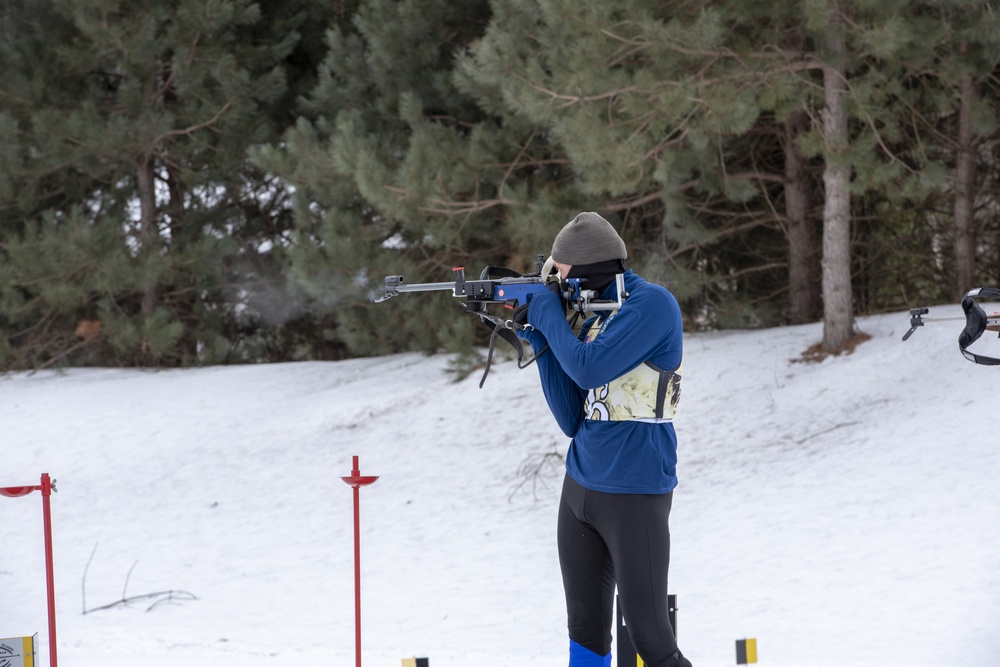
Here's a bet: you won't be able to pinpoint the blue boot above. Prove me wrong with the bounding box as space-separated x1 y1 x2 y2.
569 640 611 667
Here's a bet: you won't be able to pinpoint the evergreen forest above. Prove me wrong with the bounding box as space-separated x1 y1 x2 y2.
2 0 1000 370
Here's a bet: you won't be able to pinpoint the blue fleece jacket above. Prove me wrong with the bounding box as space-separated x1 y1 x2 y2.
517 270 683 494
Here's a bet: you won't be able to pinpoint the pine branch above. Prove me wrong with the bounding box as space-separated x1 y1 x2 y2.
520 77 642 109
417 197 513 216
598 26 742 61
152 102 233 145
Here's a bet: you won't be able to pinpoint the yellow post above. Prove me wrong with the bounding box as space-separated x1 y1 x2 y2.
24 635 35 667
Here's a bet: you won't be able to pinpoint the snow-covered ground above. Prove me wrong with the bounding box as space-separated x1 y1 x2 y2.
2 307 999 667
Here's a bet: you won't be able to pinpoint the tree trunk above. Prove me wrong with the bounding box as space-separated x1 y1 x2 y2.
820 2 854 351
136 154 160 318
784 110 821 324
953 65 977 301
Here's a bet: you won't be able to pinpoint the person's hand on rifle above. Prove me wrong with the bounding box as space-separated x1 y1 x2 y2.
512 303 531 328
513 280 562 329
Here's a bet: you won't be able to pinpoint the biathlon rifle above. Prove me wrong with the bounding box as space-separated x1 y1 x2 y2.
902 287 1000 365
374 255 627 385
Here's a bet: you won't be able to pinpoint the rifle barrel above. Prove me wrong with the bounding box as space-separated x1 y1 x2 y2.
392 281 457 294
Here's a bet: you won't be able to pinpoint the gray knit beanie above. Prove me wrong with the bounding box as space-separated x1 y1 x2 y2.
551 212 627 265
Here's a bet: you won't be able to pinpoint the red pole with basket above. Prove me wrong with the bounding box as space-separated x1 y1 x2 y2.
341 456 378 667
1 472 59 667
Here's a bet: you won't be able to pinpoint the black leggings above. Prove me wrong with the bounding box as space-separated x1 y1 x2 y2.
558 474 677 666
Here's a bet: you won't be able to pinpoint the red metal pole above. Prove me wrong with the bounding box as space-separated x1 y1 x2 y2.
0 474 58 667
352 480 362 667
40 473 58 667
341 456 378 667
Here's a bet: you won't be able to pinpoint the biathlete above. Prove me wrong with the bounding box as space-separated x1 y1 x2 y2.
515 212 693 667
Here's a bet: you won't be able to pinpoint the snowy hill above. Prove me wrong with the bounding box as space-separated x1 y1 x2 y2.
2 308 999 667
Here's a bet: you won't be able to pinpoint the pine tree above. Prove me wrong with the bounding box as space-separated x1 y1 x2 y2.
791 1 1000 321
460 0 792 326
900 1 1000 300
0 0 336 369
739 0 974 345
460 0 1000 341
258 0 599 359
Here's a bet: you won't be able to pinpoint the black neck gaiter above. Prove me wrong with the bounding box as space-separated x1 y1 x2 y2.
565 259 626 293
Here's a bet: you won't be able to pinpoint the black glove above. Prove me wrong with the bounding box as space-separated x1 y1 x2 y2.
511 302 530 328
